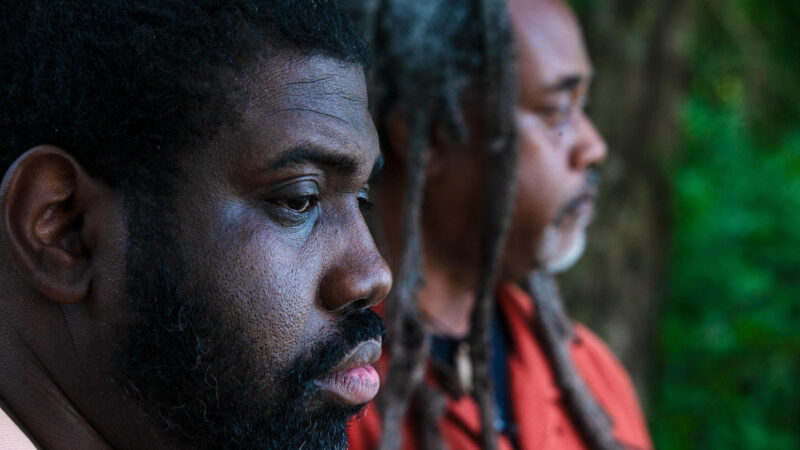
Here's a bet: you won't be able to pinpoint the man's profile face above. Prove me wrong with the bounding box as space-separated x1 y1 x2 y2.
115 54 391 448
502 0 608 278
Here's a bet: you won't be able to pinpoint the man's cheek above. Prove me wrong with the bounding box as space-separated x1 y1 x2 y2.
243 271 322 365
217 223 328 361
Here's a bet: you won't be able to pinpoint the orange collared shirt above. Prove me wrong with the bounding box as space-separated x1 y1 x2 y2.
348 283 652 450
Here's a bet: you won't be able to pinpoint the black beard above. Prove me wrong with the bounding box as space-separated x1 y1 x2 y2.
116 189 384 449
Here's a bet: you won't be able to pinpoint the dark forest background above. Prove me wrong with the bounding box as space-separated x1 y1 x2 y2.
562 0 800 448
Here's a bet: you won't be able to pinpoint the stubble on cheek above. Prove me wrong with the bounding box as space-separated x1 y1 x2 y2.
222 250 329 382
194 189 338 396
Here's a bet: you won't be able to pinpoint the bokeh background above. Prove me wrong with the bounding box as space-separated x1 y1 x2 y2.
560 0 800 448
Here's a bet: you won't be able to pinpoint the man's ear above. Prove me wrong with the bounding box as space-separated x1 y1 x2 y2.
1 145 108 304
383 106 447 179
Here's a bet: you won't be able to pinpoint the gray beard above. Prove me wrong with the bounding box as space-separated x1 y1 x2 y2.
536 224 588 274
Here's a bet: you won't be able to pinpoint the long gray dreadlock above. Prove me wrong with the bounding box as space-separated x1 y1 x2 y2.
341 1 518 449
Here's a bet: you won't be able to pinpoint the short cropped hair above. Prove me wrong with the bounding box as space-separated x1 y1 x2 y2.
0 0 366 187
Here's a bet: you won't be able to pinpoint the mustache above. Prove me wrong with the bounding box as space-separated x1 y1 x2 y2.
553 169 601 226
283 309 385 393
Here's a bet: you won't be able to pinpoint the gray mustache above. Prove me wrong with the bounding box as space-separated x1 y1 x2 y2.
552 169 601 225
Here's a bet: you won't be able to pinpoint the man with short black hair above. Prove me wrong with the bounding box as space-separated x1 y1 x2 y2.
0 1 391 448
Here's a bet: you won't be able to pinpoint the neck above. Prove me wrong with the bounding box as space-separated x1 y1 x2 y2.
0 298 176 450
417 258 478 338
376 164 483 339
375 187 476 338
0 324 109 449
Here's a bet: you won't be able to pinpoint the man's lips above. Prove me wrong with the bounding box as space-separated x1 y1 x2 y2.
554 191 597 227
316 338 382 405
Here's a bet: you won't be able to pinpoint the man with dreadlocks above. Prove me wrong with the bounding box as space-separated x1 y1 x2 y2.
344 0 652 449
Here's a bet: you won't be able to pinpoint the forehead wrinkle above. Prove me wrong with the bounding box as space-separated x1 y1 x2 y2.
281 79 364 101
283 74 336 86
239 54 367 120
274 86 366 108
280 78 364 100
262 107 351 125
253 80 367 126
265 62 365 101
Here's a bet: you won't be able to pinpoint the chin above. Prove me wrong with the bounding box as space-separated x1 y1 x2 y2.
536 225 587 274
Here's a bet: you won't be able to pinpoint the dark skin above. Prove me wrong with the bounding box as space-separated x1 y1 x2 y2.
375 0 606 336
0 54 391 449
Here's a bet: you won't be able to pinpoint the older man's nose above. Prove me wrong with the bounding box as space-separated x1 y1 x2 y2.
570 112 607 170
319 224 392 312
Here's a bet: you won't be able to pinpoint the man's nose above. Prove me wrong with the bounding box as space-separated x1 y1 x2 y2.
319 220 392 312
569 112 608 170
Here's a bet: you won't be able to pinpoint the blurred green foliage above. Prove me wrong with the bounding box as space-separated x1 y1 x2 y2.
652 1 800 448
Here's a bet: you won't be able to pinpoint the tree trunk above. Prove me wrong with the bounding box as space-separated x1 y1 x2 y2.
562 0 694 408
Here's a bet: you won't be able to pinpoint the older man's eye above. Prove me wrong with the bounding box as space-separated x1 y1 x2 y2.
537 105 572 128
278 195 318 213
357 188 373 212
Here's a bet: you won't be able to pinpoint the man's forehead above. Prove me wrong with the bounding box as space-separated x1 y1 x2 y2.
246 54 368 114
510 0 592 89
219 54 379 178
236 54 372 143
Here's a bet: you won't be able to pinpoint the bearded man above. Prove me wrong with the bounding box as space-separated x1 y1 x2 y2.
344 0 652 448
0 1 392 449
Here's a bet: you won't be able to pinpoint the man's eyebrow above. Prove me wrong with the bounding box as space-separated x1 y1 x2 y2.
269 146 359 175
545 75 584 93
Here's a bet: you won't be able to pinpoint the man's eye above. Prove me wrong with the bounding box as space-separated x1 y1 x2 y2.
537 105 572 128
357 189 374 212
277 195 318 213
